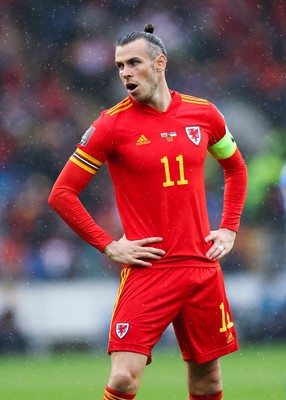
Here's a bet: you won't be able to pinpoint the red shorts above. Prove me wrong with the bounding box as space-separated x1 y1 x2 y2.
108 266 238 364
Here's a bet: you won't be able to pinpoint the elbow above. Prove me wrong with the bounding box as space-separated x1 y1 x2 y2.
48 187 58 209
48 185 75 212
48 191 55 209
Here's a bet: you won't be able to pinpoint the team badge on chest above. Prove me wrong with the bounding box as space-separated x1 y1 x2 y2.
185 126 201 146
116 323 130 339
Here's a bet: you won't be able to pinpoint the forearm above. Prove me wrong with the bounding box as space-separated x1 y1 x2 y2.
48 161 114 252
49 190 113 252
219 149 248 232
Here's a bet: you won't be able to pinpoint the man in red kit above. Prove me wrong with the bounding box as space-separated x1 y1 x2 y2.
48 24 247 400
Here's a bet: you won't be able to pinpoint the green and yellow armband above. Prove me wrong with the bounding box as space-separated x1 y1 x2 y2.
208 127 237 160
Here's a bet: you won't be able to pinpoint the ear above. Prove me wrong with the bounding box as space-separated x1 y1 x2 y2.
156 54 167 72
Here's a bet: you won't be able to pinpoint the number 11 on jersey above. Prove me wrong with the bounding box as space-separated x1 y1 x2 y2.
161 155 189 187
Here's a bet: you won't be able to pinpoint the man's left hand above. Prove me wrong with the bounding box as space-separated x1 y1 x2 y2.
205 228 237 260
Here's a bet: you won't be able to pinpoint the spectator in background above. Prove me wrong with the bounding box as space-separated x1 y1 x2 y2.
280 164 286 215
0 309 28 354
280 164 286 270
0 1 285 281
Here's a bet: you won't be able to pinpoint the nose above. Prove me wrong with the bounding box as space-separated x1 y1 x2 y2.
120 65 132 79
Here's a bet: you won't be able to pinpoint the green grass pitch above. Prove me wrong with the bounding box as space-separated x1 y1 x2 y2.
0 343 285 399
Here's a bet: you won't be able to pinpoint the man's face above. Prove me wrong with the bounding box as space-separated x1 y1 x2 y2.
115 39 159 103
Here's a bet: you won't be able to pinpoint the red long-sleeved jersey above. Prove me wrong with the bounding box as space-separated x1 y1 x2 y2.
49 91 247 268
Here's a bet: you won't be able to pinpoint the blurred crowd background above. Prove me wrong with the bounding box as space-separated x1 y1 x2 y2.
0 0 286 350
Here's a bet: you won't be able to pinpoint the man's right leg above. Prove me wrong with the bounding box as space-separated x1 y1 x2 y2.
103 351 147 399
105 267 186 399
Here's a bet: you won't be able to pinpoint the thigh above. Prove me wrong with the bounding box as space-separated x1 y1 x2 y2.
173 266 238 364
108 267 187 363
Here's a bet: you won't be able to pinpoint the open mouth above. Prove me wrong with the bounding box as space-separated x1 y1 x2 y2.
126 82 138 93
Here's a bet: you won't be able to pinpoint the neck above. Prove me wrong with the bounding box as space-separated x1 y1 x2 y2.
145 82 172 112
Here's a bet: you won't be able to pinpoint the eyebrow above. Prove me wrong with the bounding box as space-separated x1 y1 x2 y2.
115 57 142 66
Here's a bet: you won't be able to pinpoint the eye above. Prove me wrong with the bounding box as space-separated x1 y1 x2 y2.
116 63 124 71
129 59 141 67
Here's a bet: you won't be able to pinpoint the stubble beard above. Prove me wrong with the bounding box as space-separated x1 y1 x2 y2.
134 77 159 105
129 62 159 104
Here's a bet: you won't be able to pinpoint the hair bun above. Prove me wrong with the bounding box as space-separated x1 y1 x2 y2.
144 24 155 34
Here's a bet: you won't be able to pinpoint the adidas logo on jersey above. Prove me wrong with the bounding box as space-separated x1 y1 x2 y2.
136 134 151 146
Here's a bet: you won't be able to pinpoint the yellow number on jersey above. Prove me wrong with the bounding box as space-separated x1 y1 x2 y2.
161 155 189 187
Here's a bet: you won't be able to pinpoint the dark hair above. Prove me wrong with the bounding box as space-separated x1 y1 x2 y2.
116 24 167 59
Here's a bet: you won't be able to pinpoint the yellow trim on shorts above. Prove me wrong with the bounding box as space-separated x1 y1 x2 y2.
109 267 131 339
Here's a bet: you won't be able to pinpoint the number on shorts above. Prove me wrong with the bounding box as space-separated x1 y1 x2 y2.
219 302 234 332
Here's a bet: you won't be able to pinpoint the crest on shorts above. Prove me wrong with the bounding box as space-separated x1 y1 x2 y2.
116 323 130 339
185 126 201 146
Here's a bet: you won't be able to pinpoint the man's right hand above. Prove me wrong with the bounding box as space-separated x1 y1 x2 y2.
103 234 165 267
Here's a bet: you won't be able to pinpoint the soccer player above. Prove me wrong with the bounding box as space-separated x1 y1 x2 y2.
48 24 247 400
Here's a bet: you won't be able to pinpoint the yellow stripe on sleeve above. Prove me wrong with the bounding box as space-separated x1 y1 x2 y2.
76 148 103 168
69 155 97 175
108 102 133 116
107 97 130 114
181 94 209 105
106 98 133 116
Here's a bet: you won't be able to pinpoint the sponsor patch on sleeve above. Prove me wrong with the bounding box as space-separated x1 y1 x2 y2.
80 126 95 146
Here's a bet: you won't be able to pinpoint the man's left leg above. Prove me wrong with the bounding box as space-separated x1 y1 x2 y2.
172 267 238 400
186 358 223 400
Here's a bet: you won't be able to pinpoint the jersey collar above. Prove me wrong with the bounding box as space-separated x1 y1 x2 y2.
129 90 181 116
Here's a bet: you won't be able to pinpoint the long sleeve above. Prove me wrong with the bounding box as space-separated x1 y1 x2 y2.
48 160 114 252
218 148 248 232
